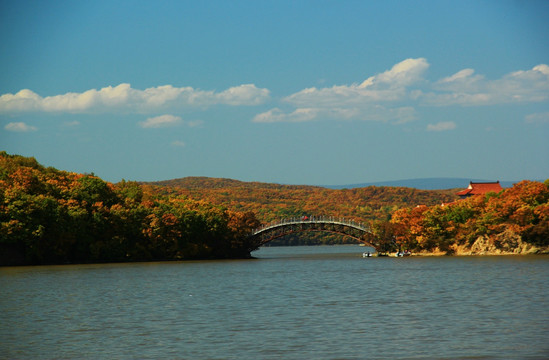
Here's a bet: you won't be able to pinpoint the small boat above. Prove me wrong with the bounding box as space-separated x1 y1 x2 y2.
395 250 412 257
362 252 373 257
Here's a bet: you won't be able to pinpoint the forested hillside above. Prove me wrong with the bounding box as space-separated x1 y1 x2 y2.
145 177 459 223
3 152 545 263
0 152 260 265
143 177 460 246
388 180 549 255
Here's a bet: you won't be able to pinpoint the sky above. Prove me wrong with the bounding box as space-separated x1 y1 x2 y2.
1 0 548 186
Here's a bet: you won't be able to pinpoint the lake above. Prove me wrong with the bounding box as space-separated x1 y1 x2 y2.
1 246 548 359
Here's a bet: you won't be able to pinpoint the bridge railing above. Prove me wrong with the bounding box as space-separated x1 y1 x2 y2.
252 216 370 236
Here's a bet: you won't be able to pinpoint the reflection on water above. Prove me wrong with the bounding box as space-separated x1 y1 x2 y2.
1 246 548 359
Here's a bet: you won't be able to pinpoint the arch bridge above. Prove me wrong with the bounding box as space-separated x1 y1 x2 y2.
249 216 376 248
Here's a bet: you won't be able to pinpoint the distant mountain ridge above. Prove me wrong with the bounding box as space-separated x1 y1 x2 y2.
147 177 520 191
324 178 520 190
146 176 324 190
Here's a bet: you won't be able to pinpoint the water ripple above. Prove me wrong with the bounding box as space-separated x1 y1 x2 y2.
1 247 548 359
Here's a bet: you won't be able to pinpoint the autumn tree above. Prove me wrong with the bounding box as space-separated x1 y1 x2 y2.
0 152 264 265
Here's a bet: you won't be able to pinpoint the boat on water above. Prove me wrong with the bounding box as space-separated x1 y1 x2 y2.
395 250 412 257
362 252 411 257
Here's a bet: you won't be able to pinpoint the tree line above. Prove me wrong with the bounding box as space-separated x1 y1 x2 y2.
146 177 459 224
0 152 261 265
2 151 547 264
382 180 549 254
143 176 459 245
145 175 549 253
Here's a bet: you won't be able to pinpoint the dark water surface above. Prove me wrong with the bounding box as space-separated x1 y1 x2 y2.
1 246 548 359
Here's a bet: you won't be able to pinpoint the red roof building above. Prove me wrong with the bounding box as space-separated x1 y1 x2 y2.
456 181 503 199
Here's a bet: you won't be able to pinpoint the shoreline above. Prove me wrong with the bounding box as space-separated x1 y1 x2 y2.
411 247 549 257
391 234 549 257
411 251 549 256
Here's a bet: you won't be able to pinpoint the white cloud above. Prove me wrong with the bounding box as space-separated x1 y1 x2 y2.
525 112 549 124
186 120 204 127
216 84 270 105
439 68 476 83
358 57 429 89
2 58 547 129
426 121 456 132
0 83 270 114
253 107 367 123
253 106 416 123
285 58 429 108
425 64 549 106
139 114 183 128
252 58 427 124
253 108 320 123
254 59 549 124
171 140 186 147
139 114 204 128
4 122 37 132
141 85 184 107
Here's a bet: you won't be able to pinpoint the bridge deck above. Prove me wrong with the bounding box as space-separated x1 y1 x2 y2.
252 216 369 236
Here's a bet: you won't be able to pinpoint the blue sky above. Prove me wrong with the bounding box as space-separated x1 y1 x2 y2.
1 0 548 185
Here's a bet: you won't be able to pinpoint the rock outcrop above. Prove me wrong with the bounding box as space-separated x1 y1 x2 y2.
415 231 548 256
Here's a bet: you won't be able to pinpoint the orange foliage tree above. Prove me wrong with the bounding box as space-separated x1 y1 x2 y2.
389 180 549 253
0 152 262 265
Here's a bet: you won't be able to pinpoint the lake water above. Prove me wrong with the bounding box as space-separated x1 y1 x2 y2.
1 246 548 359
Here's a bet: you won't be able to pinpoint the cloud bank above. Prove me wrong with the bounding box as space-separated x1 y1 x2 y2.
426 121 457 132
139 114 183 128
171 140 186 147
0 83 270 114
423 64 549 106
525 111 549 124
282 58 429 109
4 122 37 132
1 59 547 127
253 58 549 123
139 114 204 129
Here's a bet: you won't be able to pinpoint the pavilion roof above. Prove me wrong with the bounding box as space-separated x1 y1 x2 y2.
456 181 503 196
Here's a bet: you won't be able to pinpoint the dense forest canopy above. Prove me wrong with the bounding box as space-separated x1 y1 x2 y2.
0 152 260 265
144 177 459 223
144 177 549 253
143 177 460 246
388 179 549 254
2 152 547 265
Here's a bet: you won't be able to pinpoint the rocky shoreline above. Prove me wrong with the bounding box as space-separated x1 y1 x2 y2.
413 233 549 256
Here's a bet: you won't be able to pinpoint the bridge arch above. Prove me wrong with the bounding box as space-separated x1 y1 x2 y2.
249 217 376 248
